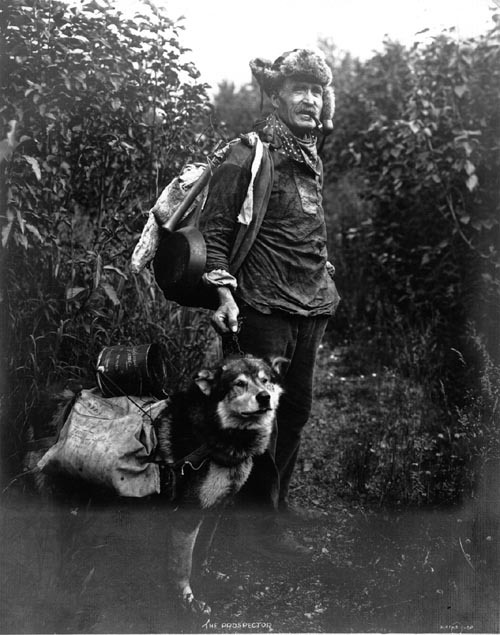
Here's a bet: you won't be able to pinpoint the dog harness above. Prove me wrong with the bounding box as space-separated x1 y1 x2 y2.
155 444 211 502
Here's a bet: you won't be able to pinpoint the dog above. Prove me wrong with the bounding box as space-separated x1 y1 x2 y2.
25 354 284 618
155 354 284 616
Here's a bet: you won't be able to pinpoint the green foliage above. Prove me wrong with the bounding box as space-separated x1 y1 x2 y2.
320 31 500 499
0 0 216 478
212 79 265 139
324 27 499 361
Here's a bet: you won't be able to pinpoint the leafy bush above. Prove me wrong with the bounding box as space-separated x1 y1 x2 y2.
212 79 264 139
325 25 499 364
0 0 217 479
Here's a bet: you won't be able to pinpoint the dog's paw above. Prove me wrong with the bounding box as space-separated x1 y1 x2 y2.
181 589 211 616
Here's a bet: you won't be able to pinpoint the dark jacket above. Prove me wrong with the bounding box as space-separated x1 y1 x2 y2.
200 131 340 316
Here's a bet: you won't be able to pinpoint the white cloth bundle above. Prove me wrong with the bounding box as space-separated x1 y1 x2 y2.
38 390 168 497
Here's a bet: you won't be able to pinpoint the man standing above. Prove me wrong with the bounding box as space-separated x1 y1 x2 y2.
199 49 340 556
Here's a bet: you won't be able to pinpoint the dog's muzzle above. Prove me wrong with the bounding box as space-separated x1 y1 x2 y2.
240 391 272 417
256 390 271 409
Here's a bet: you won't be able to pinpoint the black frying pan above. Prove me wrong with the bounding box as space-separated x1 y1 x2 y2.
152 166 212 287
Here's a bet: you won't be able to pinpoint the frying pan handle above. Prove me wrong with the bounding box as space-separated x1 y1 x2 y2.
152 142 232 232
152 165 213 232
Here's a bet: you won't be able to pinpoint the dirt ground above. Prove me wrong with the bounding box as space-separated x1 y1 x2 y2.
1 347 499 634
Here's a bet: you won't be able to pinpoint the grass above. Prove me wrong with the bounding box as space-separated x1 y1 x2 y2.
299 343 444 506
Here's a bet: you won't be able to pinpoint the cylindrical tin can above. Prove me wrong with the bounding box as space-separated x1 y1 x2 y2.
96 343 167 398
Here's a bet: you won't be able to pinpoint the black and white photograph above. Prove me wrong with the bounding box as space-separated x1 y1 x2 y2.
0 0 499 632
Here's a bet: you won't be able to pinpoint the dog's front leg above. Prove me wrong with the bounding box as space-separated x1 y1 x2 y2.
194 512 230 583
168 512 211 616
193 511 220 573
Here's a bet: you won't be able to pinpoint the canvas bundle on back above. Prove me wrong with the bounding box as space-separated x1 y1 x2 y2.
130 133 270 309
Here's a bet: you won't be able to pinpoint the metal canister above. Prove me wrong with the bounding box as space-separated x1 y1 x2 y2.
96 343 167 398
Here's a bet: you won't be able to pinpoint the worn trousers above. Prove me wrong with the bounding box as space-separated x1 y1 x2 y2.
224 304 328 511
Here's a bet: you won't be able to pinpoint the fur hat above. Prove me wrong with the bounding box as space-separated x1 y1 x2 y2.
250 49 335 133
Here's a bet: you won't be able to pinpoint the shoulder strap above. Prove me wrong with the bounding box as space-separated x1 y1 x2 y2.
229 143 274 274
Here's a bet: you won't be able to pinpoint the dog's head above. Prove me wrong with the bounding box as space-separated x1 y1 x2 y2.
194 355 285 430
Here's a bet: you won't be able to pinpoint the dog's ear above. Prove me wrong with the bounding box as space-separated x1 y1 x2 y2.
194 369 215 396
267 356 289 379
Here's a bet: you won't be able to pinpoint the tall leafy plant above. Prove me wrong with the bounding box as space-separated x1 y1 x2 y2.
324 25 499 359
0 0 215 478
320 24 500 498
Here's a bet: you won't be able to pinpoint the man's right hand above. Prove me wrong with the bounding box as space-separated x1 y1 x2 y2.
211 287 239 335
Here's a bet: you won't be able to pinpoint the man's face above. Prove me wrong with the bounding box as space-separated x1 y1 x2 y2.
271 78 324 137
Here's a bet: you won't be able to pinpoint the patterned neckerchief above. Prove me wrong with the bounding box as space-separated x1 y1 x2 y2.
256 113 320 175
